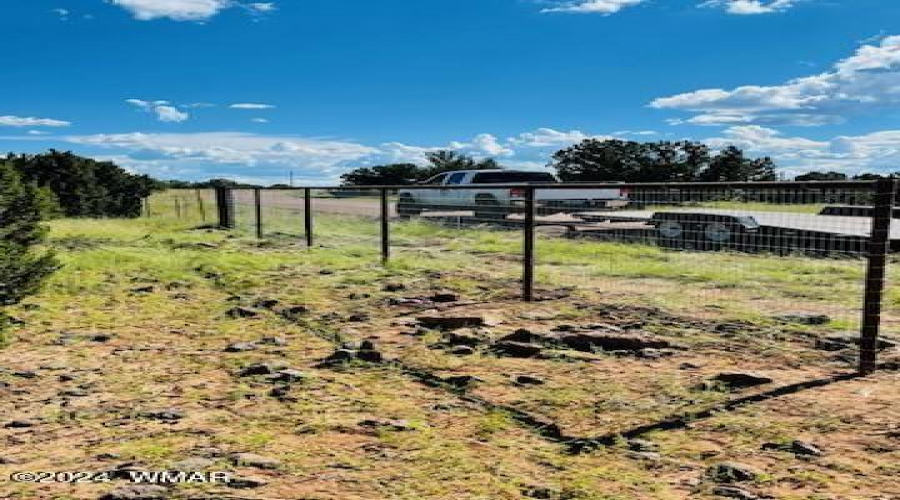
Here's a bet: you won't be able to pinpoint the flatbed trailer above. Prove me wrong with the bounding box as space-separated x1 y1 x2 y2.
570 208 900 255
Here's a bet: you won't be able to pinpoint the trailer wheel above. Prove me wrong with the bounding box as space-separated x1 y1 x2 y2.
657 221 688 249
397 196 421 217
704 222 732 243
658 221 684 239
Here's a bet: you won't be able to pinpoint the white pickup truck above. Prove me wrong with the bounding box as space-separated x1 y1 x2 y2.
397 170 628 220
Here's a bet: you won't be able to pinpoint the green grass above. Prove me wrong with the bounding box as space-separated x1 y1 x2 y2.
2 195 898 500
127 190 880 323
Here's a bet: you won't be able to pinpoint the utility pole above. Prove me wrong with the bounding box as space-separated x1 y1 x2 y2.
289 170 294 187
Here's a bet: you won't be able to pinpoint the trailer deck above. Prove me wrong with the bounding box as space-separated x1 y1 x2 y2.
564 208 900 255
576 208 897 239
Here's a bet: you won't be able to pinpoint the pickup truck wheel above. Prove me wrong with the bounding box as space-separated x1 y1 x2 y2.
397 196 421 217
537 207 560 217
474 198 508 221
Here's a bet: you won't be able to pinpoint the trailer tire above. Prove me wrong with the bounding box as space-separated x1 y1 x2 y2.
657 221 690 249
704 222 732 243
658 221 684 239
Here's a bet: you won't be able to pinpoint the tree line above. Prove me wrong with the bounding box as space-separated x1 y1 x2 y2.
339 139 900 186
4 150 159 218
793 171 900 181
339 139 782 185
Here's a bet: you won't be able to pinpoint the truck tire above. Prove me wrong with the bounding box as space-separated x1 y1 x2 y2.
473 197 509 221
397 195 421 217
537 207 560 217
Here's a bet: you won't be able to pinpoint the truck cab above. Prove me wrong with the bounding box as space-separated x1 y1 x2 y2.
398 170 629 219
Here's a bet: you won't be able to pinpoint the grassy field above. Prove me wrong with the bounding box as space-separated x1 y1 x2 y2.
1 198 898 499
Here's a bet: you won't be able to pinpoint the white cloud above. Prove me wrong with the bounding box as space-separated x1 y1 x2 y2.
65 132 379 181
109 0 234 21
252 118 269 123
0 115 71 127
108 0 277 21
48 124 900 183
541 0 643 15
450 133 515 157
127 99 191 123
700 0 798 15
704 125 900 176
651 35 900 126
374 142 439 164
509 128 605 147
155 106 190 123
229 103 276 109
706 125 827 153
248 2 275 12
58 130 566 183
613 130 659 136
381 128 612 166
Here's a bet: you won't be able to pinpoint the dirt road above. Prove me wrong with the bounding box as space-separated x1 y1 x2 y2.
234 190 396 217
233 190 589 226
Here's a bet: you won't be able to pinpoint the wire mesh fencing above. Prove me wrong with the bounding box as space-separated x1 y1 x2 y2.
536 182 889 370
142 189 216 224
145 179 898 372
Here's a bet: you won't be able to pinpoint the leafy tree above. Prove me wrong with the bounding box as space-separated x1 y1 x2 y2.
161 180 197 189
847 172 900 180
698 146 778 182
420 150 499 178
340 152 502 186
0 162 59 344
5 150 159 218
340 163 421 186
550 139 778 182
550 140 709 182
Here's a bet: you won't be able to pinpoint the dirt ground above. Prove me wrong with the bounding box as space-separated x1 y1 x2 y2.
1 221 898 500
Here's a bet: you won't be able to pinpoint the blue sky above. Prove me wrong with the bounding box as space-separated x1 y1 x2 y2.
1 0 898 184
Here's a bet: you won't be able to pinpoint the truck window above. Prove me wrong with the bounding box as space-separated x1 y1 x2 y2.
446 172 467 185
424 174 448 185
471 172 557 183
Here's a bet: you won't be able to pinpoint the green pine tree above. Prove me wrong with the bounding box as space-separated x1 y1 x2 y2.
0 162 59 345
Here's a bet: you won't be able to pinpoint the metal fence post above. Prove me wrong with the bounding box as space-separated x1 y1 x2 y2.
304 188 314 247
216 188 235 229
381 188 390 265
254 188 264 239
523 186 536 301
860 178 896 374
196 189 207 222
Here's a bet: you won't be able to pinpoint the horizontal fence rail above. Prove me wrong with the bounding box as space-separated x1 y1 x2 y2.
148 180 897 374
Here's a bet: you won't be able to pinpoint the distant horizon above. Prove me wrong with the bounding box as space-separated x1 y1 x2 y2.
1 0 898 184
